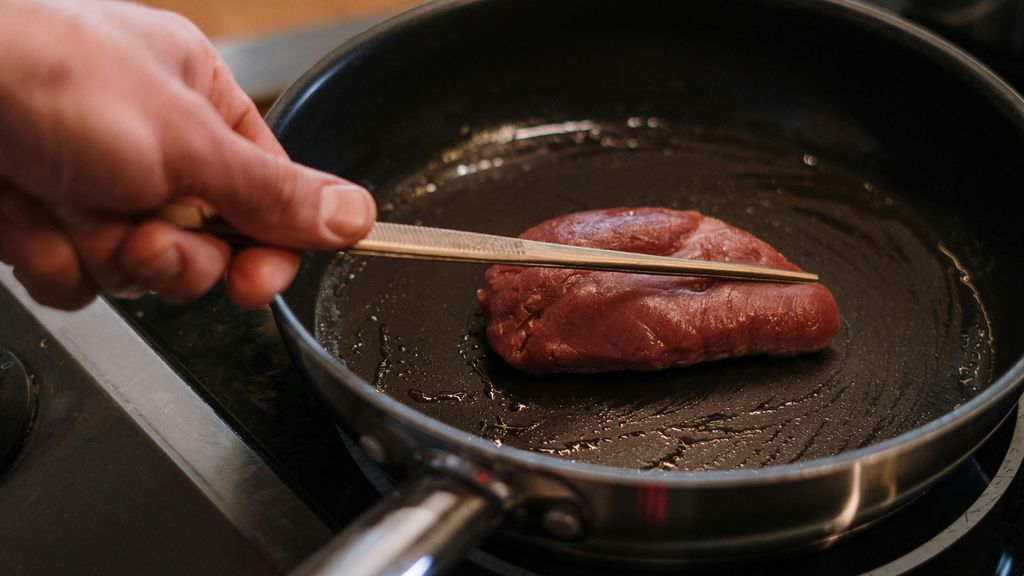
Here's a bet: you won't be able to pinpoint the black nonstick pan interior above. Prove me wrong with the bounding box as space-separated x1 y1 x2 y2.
315 121 993 471
277 0 1024 473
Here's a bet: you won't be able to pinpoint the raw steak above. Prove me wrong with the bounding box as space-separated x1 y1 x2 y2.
476 208 841 373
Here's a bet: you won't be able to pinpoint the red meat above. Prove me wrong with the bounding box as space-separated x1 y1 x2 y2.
476 208 840 373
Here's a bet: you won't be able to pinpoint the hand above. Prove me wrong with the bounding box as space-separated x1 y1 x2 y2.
0 0 375 310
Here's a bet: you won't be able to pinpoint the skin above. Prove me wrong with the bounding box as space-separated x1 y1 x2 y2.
0 0 376 310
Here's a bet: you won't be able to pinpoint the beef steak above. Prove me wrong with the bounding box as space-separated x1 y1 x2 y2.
476 207 841 374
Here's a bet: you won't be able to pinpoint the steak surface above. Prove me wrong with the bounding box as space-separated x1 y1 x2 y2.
476 208 841 374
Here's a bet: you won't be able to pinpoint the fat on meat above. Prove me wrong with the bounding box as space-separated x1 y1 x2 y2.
476 207 841 374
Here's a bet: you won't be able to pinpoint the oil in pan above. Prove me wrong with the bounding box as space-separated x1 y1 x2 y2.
316 118 993 472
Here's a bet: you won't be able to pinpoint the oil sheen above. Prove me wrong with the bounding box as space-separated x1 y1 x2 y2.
316 118 993 471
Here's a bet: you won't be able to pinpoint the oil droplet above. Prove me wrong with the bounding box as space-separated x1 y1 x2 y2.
350 329 366 355
373 324 393 390
481 414 541 439
409 389 472 403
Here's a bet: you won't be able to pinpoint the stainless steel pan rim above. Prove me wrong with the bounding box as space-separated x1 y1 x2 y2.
273 297 1024 487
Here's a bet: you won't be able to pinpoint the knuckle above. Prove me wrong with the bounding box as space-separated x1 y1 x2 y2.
267 165 304 222
245 156 304 231
209 58 246 121
171 17 218 91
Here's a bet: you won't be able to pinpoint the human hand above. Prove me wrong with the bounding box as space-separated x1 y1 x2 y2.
0 0 375 310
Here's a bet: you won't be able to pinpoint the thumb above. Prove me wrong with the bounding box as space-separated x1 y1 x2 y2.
179 129 376 250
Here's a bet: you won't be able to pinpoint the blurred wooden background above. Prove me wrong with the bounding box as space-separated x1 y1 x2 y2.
135 0 422 39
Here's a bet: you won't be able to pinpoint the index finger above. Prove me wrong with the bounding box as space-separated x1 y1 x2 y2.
207 57 287 158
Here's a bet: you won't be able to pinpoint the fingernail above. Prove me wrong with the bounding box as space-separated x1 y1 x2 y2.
321 184 373 242
106 283 149 301
135 247 181 281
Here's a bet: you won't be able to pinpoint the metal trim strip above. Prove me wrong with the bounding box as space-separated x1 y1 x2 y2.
0 266 330 572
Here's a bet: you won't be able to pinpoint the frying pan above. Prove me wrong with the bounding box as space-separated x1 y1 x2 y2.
266 0 1024 573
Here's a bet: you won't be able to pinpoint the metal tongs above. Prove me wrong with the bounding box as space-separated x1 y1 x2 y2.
159 205 818 284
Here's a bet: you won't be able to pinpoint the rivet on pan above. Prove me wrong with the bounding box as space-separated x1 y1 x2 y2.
542 507 582 539
359 434 388 464
488 481 512 502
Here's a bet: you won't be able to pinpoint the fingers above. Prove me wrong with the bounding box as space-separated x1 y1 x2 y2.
18 95 170 215
120 220 231 304
0 199 96 310
168 123 377 250
11 247 94 311
227 150 376 249
49 205 146 299
225 246 300 309
109 221 300 309
193 48 379 251
2 188 303 309
6 190 235 307
208 57 286 158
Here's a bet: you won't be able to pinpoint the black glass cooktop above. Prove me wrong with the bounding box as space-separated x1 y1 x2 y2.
111 287 1024 576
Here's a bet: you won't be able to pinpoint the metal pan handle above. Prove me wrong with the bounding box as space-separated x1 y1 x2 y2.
290 472 506 576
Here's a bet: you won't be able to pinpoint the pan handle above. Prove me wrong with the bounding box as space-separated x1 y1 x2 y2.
290 472 507 576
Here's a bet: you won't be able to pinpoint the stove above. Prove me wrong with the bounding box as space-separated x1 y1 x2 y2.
3 4 1024 575
3 266 1024 576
